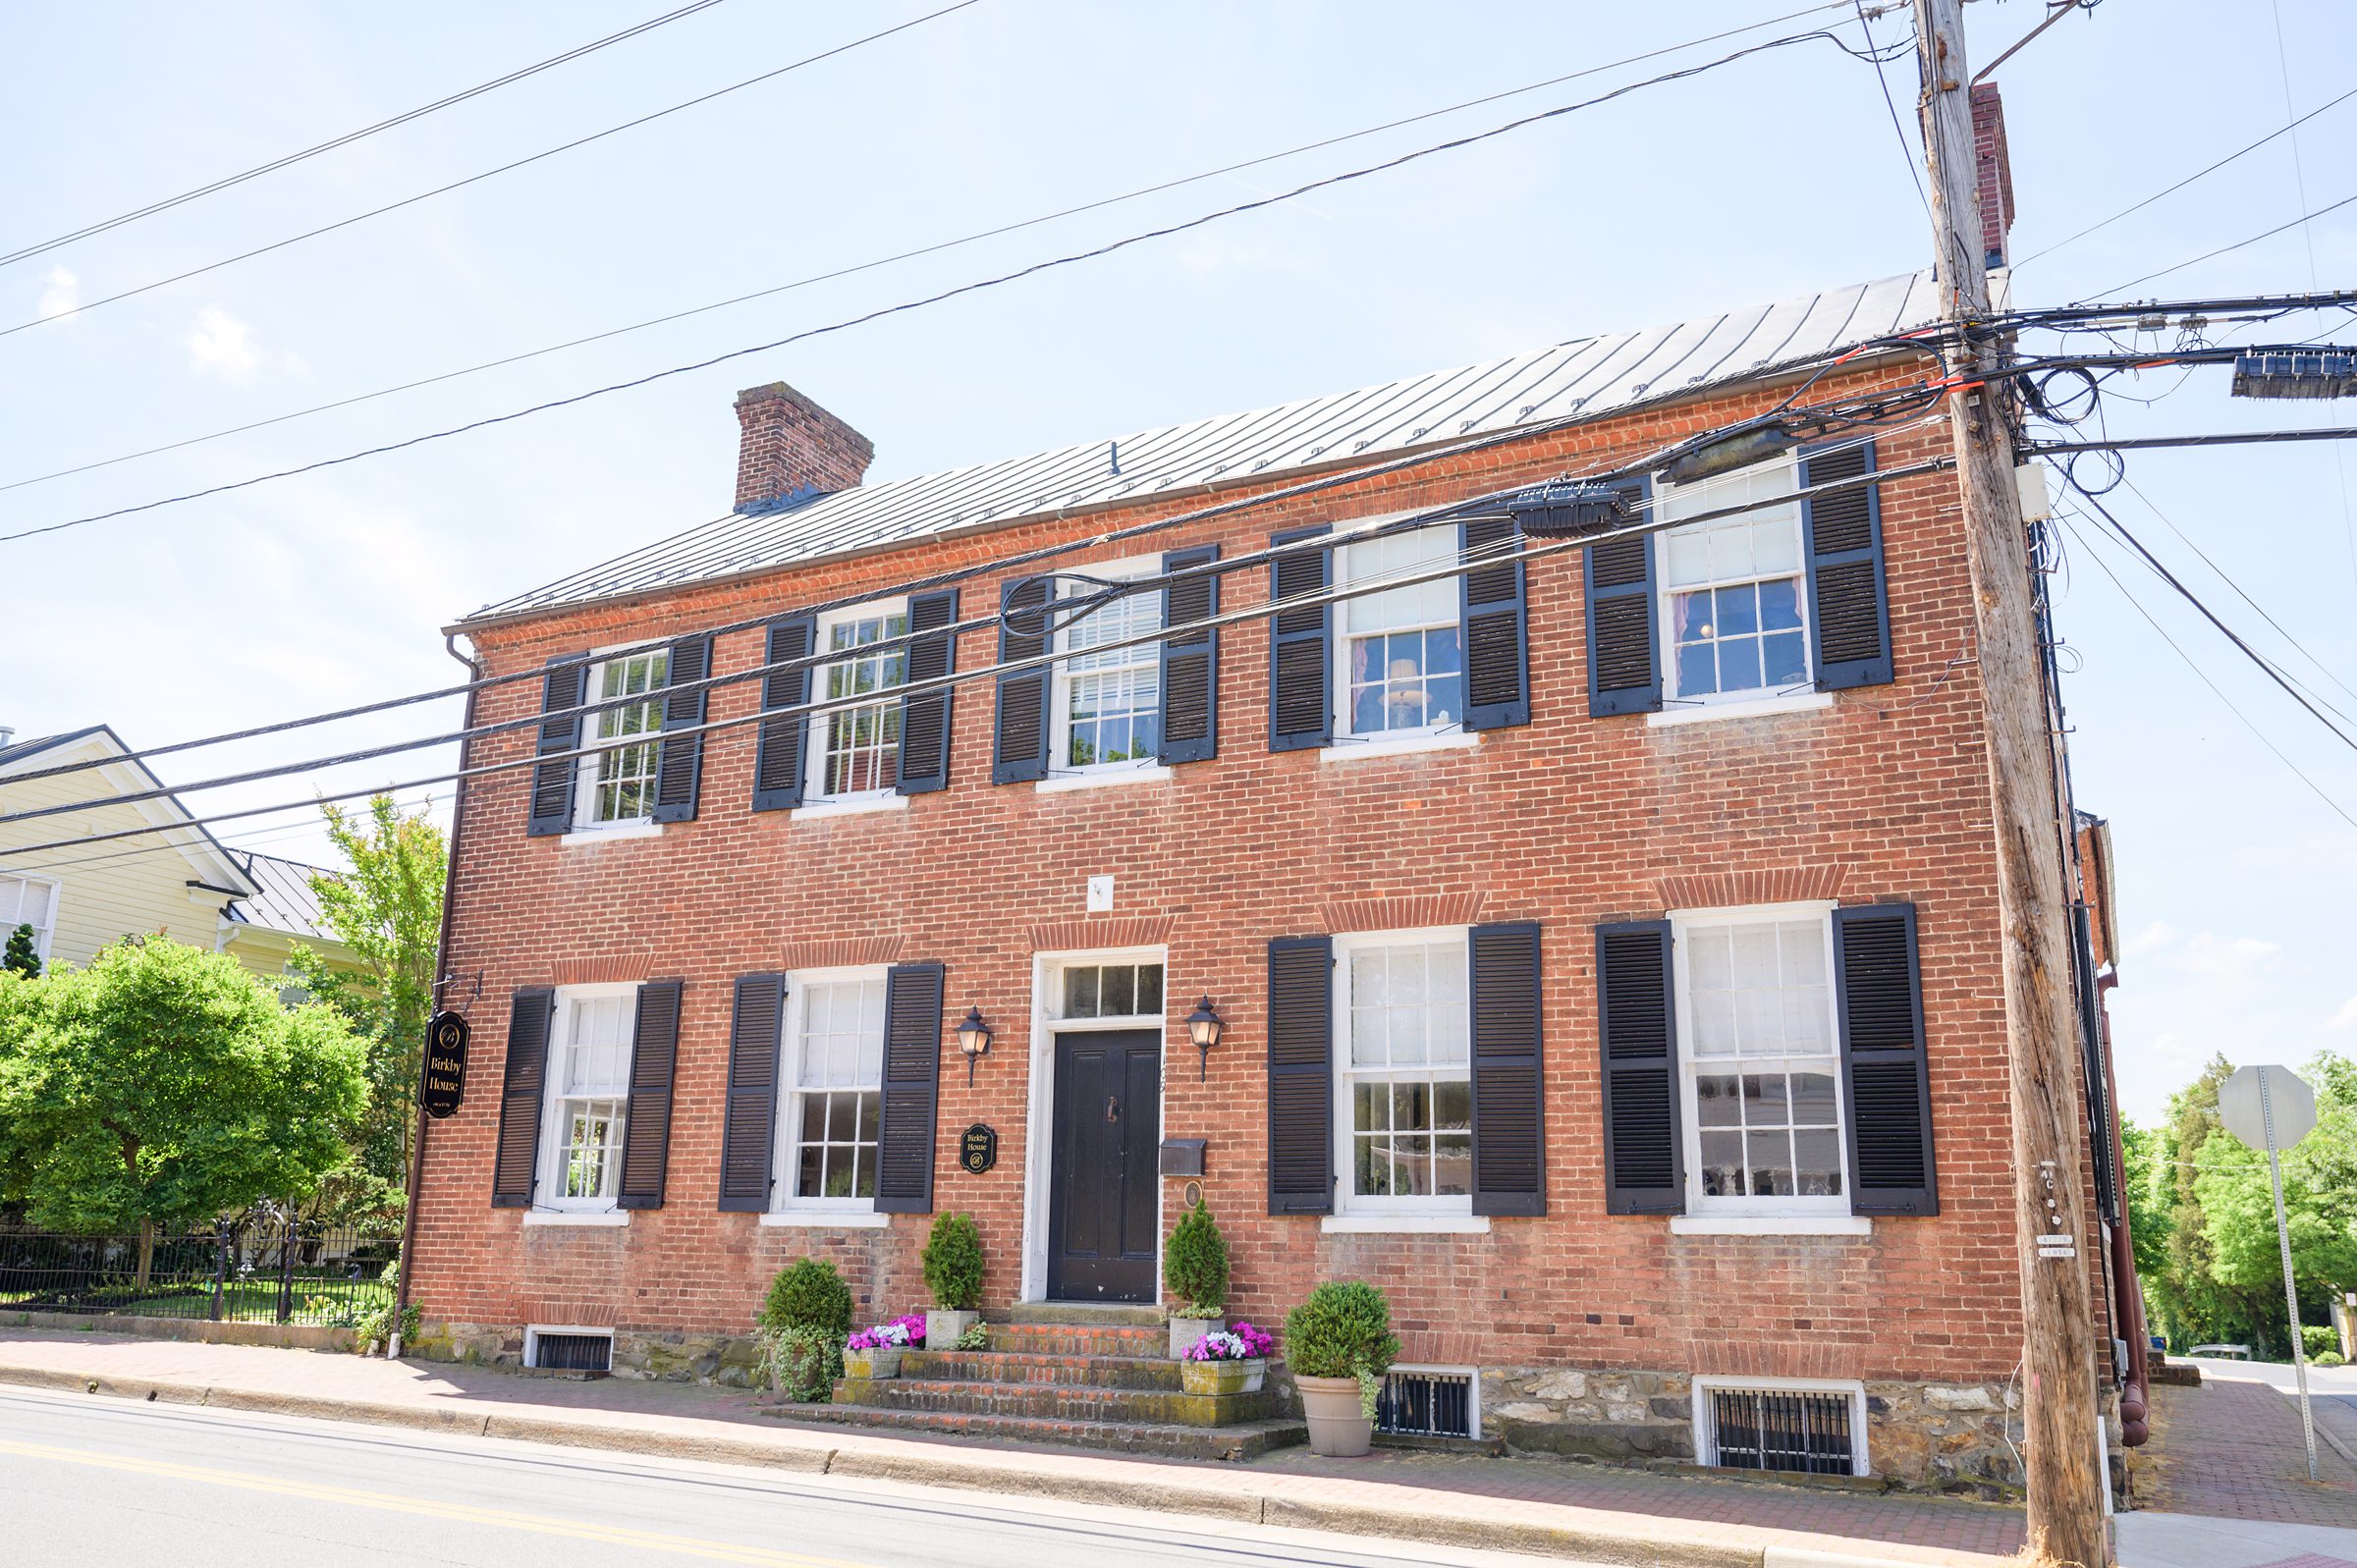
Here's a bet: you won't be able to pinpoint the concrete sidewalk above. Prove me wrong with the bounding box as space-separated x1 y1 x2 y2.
0 1325 2024 1568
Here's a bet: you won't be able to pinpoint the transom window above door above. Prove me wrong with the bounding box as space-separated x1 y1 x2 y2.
1338 528 1464 738
1053 570 1162 774
576 650 668 828
809 603 908 802
1658 460 1811 702
1056 960 1165 1020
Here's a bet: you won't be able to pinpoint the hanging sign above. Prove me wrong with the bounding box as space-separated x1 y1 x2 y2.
422 1010 470 1119
959 1123 999 1175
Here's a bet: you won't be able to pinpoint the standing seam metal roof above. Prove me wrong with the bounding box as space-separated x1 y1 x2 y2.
466 270 1943 622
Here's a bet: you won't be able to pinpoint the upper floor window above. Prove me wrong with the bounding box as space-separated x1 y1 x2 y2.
1057 958 1165 1020
1335 930 1471 1214
1659 460 1811 703
1672 904 1845 1216
576 650 667 828
1052 568 1162 774
542 985 636 1211
777 971 887 1210
1337 528 1463 738
0 874 59 969
810 604 908 802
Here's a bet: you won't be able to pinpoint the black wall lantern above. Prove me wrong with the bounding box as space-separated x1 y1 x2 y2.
956 1006 992 1086
1183 997 1224 1081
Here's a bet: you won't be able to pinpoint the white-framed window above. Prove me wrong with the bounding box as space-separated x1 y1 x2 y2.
575 649 668 828
0 874 59 967
539 984 637 1211
1050 563 1162 775
1052 957 1166 1022
1336 526 1464 739
1333 929 1472 1216
774 969 888 1211
808 602 908 802
1657 458 1812 704
1672 902 1846 1217
1692 1377 1869 1478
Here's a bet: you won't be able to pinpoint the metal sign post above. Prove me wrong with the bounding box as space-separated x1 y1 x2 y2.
2220 1063 2322 1482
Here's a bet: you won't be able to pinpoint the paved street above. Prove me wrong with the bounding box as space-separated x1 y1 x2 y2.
0 1384 1582 1568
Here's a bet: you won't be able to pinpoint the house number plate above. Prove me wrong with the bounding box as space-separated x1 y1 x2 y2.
960 1123 998 1175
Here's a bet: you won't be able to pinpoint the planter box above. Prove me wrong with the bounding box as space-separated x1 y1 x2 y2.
844 1346 904 1379
1168 1315 1226 1360
1295 1373 1374 1457
1180 1356 1265 1396
924 1309 978 1351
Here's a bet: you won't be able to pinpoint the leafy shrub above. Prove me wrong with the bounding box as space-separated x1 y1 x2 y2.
955 1321 990 1351
2303 1325 2341 1361
920 1213 984 1311
759 1325 841 1401
2316 1350 2347 1368
759 1258 852 1338
1162 1199 1229 1317
1284 1281 1400 1420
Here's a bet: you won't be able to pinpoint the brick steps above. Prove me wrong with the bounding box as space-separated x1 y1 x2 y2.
900 1349 1180 1390
984 1322 1166 1359
757 1402 1305 1460
836 1374 1275 1426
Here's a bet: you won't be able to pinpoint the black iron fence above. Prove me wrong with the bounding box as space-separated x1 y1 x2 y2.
0 1222 397 1328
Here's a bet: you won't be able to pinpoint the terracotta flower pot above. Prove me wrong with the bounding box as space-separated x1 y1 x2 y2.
1181 1357 1265 1396
844 1346 904 1379
1168 1315 1226 1360
1294 1373 1373 1457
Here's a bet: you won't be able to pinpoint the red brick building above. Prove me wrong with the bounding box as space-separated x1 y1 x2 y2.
413 248 2134 1487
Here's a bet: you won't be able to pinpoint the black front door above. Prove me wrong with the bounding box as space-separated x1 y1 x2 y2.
1047 1029 1161 1303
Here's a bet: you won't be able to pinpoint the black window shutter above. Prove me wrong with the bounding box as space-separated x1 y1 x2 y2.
1585 477 1660 716
1158 545 1221 764
1469 922 1545 1216
617 979 684 1209
873 962 944 1213
1596 920 1682 1215
718 974 786 1212
897 591 959 794
1268 526 1333 751
526 657 588 836
993 577 1053 784
1266 936 1334 1215
651 637 712 823
492 987 555 1207
1833 903 1938 1216
1460 517 1529 730
1799 440 1893 690
751 617 814 813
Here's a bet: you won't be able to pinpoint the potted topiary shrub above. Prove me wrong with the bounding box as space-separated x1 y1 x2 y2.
920 1212 985 1351
1283 1280 1400 1457
756 1257 854 1401
844 1314 927 1379
1180 1320 1273 1396
1162 1197 1230 1358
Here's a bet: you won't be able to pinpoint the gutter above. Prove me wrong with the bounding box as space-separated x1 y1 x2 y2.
2098 968 2149 1445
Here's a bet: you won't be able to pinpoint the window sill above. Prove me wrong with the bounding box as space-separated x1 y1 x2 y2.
1320 1215 1492 1235
1318 730 1481 764
1036 764 1173 793
559 821 663 846
759 1210 891 1228
1669 1215 1871 1237
1646 692 1833 728
791 794 908 821
522 1210 630 1227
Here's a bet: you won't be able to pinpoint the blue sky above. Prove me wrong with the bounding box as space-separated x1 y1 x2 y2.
6 1 2352 1122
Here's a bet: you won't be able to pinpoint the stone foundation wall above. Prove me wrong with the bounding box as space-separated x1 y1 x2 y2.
411 1320 769 1387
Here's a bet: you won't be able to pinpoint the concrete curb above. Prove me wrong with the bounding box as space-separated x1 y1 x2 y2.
0 1363 1977 1568
2 1310 354 1353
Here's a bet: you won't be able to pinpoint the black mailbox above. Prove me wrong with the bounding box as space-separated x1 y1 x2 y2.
1158 1138 1206 1177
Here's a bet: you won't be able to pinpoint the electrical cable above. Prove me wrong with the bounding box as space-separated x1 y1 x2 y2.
1853 1 1931 220
2 2 981 339
13 789 451 880
2084 189 2357 300
0 22 1910 546
0 2 729 270
0 0 1869 500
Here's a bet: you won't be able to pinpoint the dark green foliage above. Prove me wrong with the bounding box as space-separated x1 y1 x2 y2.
758 1257 852 1338
1282 1280 1400 1380
1162 1197 1229 1315
765 1325 843 1401
2 924 38 979
2303 1325 2339 1360
920 1212 984 1310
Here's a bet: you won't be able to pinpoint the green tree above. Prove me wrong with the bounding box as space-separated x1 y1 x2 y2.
2119 1118 2170 1284
285 794 446 1198
2192 1053 2357 1353
0 936 367 1285
2 923 38 979
2143 1054 2278 1354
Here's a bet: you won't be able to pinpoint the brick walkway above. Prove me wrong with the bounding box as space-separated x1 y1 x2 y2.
2138 1370 2357 1527
0 1326 2024 1565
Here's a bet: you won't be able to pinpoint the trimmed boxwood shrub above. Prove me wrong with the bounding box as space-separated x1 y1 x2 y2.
921 1213 984 1311
759 1257 853 1338
1284 1280 1400 1419
1162 1198 1229 1316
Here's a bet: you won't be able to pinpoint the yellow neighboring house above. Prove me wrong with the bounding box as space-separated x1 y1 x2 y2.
0 724 362 990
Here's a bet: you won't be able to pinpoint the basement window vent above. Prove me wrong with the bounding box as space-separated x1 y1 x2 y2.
1695 1380 1865 1477
527 1328 613 1373
1374 1367 1477 1439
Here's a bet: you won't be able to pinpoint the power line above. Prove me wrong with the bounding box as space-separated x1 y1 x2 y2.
1 2 980 339
0 0 1865 500
0 23 1900 547
1852 1 1930 220
2026 427 2357 457
2085 188 2357 299
11 789 451 880
0 2 728 270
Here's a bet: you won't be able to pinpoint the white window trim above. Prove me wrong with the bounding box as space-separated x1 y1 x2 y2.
1691 1375 1871 1478
1043 557 1165 786
770 965 891 1218
1331 925 1475 1221
805 598 911 809
1646 691 1835 729
1320 730 1482 763
560 821 664 847
759 1210 892 1229
0 874 61 966
537 982 640 1215
570 646 670 835
1670 1215 1871 1237
1653 458 1818 712
1671 899 1850 1223
1332 525 1468 746
1321 1215 1491 1235
523 1325 615 1369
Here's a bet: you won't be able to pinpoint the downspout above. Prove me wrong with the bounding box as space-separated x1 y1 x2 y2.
389 630 481 1359
2100 970 2150 1445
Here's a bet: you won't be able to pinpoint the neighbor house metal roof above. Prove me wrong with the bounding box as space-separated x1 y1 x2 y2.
225 850 336 943
466 269 1944 624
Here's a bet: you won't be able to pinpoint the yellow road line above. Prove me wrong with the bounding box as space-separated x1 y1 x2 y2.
0 1437 876 1568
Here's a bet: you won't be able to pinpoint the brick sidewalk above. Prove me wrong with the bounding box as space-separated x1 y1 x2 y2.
2138 1370 2357 1527
0 1326 2024 1565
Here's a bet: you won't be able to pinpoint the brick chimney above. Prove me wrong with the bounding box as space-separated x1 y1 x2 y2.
733 382 874 514
1970 82 2016 269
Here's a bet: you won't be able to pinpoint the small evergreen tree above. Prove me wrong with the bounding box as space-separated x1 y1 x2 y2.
758 1257 854 1337
1162 1198 1229 1316
2 924 38 979
920 1212 985 1310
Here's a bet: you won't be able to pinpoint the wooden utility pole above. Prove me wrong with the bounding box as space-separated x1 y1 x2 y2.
1911 3 2109 1564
